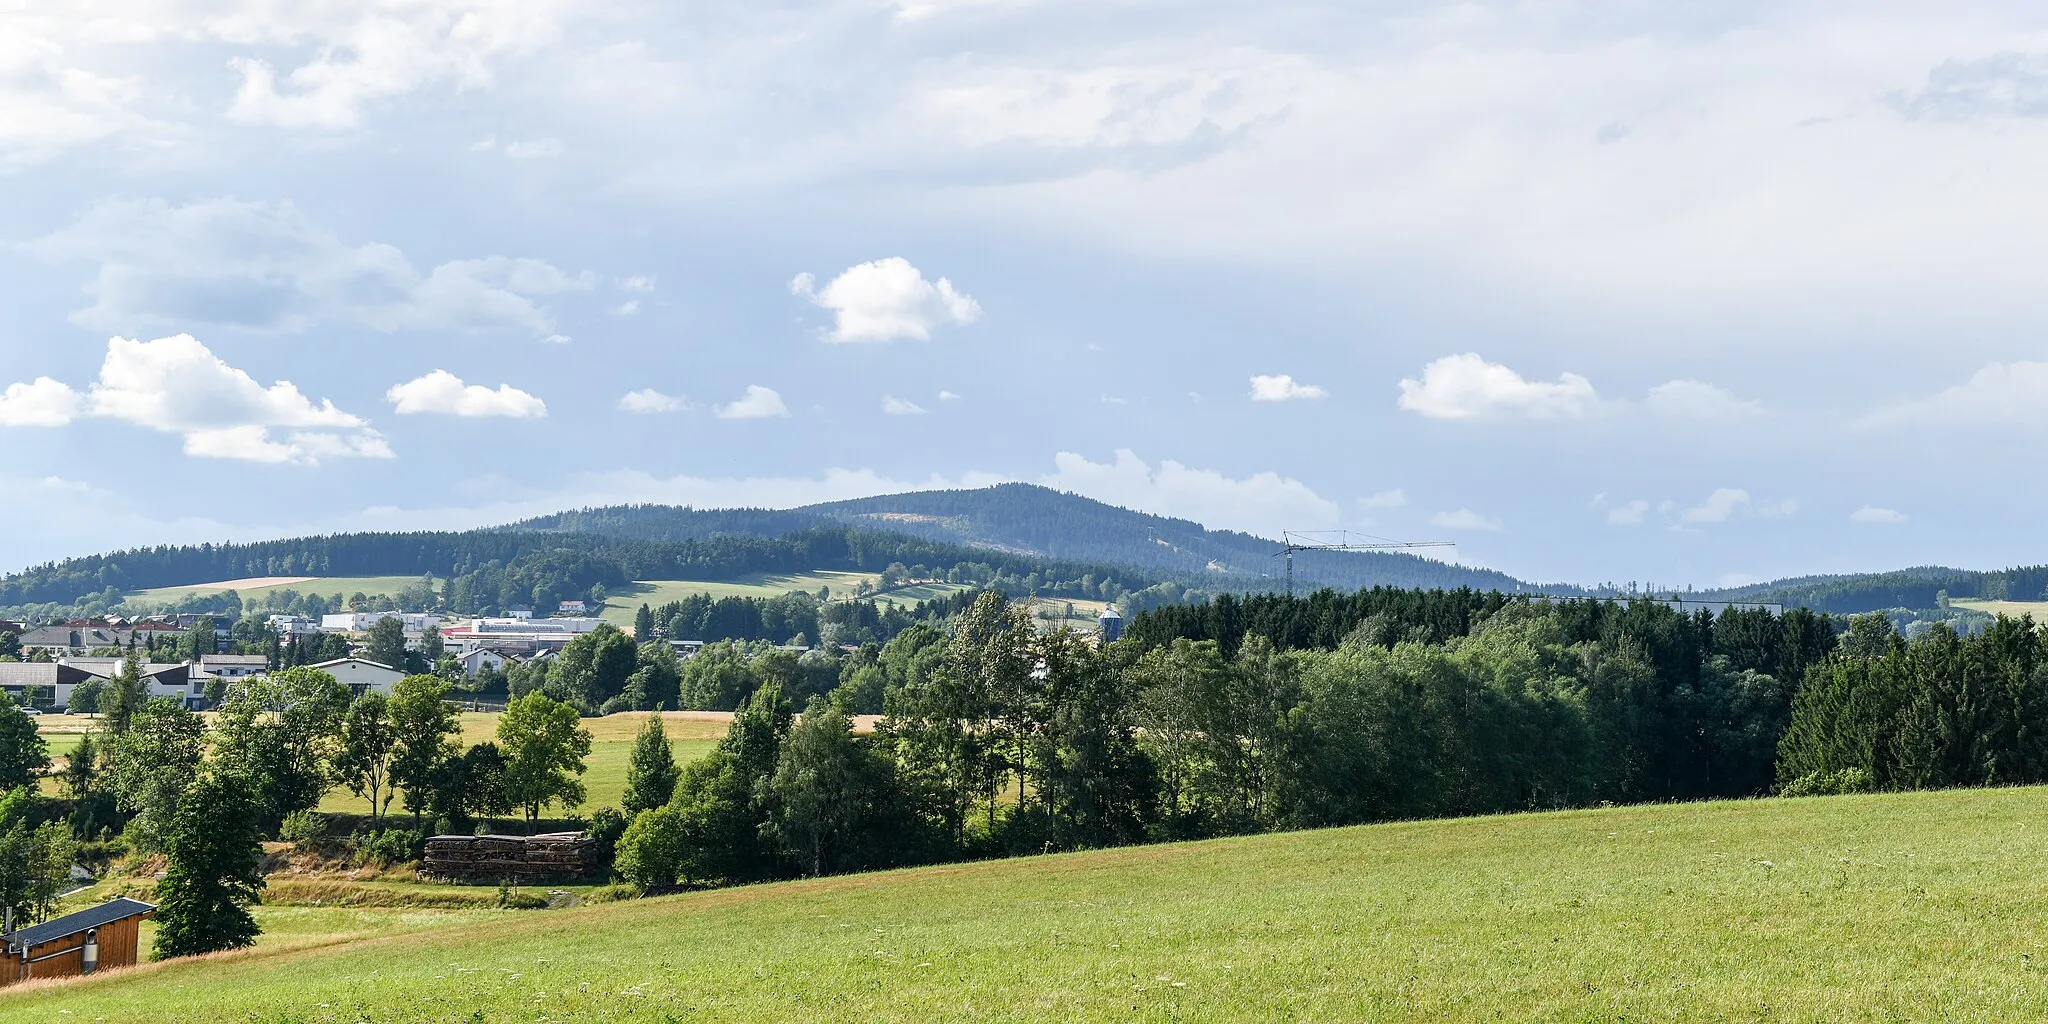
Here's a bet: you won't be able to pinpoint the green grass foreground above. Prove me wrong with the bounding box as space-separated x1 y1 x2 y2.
9 787 2048 1022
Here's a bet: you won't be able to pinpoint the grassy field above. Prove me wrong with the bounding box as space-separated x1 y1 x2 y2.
13 786 2048 1021
601 572 885 626
126 575 438 606
1953 598 2048 619
316 711 728 815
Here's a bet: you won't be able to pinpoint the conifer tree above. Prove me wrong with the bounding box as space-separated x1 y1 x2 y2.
622 713 679 814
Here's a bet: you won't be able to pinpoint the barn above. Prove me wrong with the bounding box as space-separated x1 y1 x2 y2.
1 898 156 987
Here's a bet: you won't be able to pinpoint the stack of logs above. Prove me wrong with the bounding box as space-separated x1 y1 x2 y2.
421 832 595 883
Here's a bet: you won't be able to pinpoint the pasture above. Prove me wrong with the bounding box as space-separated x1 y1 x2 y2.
12 785 2048 1021
314 711 728 816
1952 598 2048 619
601 572 884 625
125 575 439 607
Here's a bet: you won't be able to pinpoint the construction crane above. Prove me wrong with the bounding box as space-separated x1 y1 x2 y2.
1276 530 1456 596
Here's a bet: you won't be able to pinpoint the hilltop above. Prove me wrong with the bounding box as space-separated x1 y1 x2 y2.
515 483 1537 594
6 786 2046 1022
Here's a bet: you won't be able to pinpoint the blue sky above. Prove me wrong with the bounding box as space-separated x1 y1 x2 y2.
2 0 2046 589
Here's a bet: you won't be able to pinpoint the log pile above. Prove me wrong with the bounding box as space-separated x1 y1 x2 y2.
421 832 595 883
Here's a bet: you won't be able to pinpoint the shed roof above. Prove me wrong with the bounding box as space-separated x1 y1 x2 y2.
4 898 156 953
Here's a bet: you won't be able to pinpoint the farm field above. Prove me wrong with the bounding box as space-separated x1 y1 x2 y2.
126 575 438 607
315 711 728 816
601 572 885 624
13 786 2048 1021
1952 598 2048 619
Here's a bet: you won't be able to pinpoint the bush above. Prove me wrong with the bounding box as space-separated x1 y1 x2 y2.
354 827 425 867
1779 768 1876 798
613 806 686 893
586 806 628 873
279 810 327 848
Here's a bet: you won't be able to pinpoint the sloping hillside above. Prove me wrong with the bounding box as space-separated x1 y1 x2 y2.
514 484 1538 594
9 787 2048 1022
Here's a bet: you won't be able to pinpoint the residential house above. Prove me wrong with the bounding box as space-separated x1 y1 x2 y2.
0 664 96 710
455 647 507 678
59 660 199 707
308 658 406 696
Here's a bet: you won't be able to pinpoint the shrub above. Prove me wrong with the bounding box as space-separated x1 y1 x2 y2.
1779 768 1876 798
614 806 686 893
279 810 327 848
586 806 628 873
354 827 425 867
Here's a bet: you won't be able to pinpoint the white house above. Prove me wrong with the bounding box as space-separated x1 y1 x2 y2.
194 654 269 691
307 658 407 695
557 599 588 616
319 612 442 634
455 648 507 678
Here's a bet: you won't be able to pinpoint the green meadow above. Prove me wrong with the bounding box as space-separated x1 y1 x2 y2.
314 711 725 816
125 575 440 607
12 785 2048 1021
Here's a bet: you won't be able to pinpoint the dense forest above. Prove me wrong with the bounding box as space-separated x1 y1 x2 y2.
1702 565 2048 614
609 587 2048 893
0 525 1173 618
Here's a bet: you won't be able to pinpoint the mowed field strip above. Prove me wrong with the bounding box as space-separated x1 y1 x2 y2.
126 575 441 605
1952 598 2048 618
11 786 2048 1022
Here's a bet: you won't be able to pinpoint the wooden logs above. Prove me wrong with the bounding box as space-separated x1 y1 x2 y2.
420 832 596 883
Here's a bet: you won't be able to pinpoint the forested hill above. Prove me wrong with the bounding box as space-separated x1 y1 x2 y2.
521 484 1538 594
1698 565 2048 614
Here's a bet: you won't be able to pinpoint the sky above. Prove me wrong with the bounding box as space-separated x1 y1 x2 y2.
2 1 2047 590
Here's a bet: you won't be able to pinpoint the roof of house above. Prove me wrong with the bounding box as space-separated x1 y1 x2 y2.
310 658 402 674
3 898 156 952
200 654 269 666
0 663 94 688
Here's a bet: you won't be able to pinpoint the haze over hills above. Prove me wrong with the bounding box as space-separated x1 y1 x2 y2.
512 483 1542 594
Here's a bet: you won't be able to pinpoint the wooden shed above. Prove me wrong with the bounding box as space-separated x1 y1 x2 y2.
1 898 156 987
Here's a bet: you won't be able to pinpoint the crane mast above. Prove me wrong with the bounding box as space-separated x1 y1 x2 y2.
1278 530 1457 596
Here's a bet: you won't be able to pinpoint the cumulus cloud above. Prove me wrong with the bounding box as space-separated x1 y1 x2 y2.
387 371 547 418
1681 488 1750 524
0 334 390 463
1042 449 1338 537
938 390 962 402
618 389 688 414
881 395 927 415
29 197 591 340
1644 380 1765 419
1359 489 1407 509
1861 361 2048 427
1397 354 1600 420
716 385 789 419
1851 505 1909 524
0 378 83 427
1606 499 1651 526
790 258 981 342
1248 374 1326 402
1429 508 1502 532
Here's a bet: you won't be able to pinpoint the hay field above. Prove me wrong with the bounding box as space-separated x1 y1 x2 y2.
13 786 2048 1022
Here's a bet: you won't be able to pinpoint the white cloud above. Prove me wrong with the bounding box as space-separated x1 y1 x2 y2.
791 258 981 342
504 138 564 159
0 378 82 427
29 198 591 340
1606 499 1650 526
1862 361 2048 427
613 300 640 316
618 389 688 414
1042 449 1339 537
223 4 564 130
1248 374 1327 402
619 275 656 293
388 371 547 418
1359 488 1407 509
1644 380 1765 419
882 395 927 415
1430 508 1502 532
938 390 961 402
1680 488 1750 524
0 334 389 463
717 385 789 419
1397 354 1600 420
1851 505 1908 524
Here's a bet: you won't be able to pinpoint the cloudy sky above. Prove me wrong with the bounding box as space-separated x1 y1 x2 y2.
2 0 2045 589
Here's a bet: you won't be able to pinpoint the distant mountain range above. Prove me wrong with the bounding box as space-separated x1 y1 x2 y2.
510 483 1541 594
